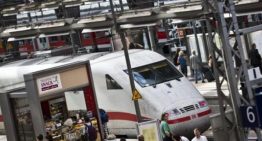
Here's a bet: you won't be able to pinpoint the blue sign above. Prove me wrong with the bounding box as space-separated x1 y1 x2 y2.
240 106 259 128
255 87 262 128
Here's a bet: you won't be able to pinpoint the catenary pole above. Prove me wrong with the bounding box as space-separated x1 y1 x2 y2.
109 0 142 122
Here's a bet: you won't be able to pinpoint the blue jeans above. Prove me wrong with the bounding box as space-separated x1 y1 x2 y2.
194 69 204 83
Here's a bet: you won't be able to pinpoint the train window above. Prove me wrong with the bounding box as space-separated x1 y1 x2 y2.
83 33 90 39
18 41 24 46
50 36 58 42
125 60 183 87
105 74 123 89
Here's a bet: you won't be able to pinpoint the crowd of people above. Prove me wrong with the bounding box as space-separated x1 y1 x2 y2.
173 43 262 84
173 49 212 84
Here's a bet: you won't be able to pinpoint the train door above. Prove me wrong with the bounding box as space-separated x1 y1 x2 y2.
37 37 50 50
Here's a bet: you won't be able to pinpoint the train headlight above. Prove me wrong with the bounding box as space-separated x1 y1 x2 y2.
198 101 208 108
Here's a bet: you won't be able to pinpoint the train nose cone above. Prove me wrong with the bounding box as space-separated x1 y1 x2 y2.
163 99 211 137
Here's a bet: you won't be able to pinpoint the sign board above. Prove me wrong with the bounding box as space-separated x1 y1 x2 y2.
255 87 262 128
37 74 63 94
132 89 142 100
240 106 259 128
36 65 89 96
137 120 162 141
248 67 262 81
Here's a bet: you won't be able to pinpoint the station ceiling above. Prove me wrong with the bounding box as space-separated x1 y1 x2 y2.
0 0 261 38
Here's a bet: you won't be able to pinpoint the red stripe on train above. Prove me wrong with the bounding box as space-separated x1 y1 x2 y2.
168 116 191 124
107 112 150 122
197 109 212 117
168 109 211 124
0 115 3 122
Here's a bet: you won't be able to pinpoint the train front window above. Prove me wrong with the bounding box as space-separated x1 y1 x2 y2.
125 60 183 87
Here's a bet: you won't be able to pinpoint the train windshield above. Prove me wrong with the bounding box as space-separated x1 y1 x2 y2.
125 60 183 87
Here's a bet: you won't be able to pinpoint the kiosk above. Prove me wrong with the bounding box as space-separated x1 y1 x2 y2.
0 61 104 141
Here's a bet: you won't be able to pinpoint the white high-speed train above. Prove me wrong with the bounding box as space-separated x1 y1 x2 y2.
0 49 211 137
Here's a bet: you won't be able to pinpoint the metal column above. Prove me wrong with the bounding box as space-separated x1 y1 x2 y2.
0 92 18 141
192 21 202 62
148 26 156 51
203 0 262 140
109 0 142 122
24 74 46 138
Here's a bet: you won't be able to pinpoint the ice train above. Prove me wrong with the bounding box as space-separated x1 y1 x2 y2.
0 49 211 137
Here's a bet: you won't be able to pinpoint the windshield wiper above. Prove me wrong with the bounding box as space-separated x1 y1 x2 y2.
152 70 157 88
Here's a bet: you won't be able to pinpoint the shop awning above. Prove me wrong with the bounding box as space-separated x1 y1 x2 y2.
82 28 110 33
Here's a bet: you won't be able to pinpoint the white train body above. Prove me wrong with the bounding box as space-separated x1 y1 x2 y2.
0 50 211 137
90 50 211 136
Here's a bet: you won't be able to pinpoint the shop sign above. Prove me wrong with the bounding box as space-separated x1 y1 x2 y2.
37 74 62 95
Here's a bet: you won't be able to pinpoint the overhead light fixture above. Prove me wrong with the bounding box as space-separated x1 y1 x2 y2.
119 11 152 19
3 26 32 33
120 23 158 29
236 0 259 5
166 5 202 14
82 28 110 33
77 16 107 24
7 37 15 42
35 22 65 29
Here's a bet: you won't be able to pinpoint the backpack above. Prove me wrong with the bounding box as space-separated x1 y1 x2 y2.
99 109 109 124
85 124 97 141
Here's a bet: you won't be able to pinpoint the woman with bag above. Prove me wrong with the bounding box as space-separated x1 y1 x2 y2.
160 113 173 141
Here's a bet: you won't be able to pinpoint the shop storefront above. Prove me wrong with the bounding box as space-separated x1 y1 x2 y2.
0 61 104 141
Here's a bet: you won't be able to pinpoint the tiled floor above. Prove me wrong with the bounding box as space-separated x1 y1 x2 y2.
0 136 6 141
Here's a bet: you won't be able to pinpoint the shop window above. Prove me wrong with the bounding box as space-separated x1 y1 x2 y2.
105 74 122 89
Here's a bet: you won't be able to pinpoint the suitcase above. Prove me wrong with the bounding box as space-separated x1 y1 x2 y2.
203 69 215 82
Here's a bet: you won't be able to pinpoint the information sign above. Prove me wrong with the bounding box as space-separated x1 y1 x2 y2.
240 106 259 128
137 120 162 141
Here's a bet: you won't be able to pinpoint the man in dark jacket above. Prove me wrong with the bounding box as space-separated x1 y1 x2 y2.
249 43 262 72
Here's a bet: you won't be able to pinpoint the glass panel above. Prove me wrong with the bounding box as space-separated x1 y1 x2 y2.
125 60 183 87
11 98 35 141
105 74 123 89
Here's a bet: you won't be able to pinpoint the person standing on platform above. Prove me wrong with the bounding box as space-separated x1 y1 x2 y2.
173 48 181 66
208 55 213 73
99 108 109 139
160 113 173 141
249 43 262 72
178 51 188 77
191 128 208 141
137 134 145 141
37 134 44 141
190 50 205 83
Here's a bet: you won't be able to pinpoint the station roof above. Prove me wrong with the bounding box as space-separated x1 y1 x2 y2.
0 52 108 92
0 0 261 38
